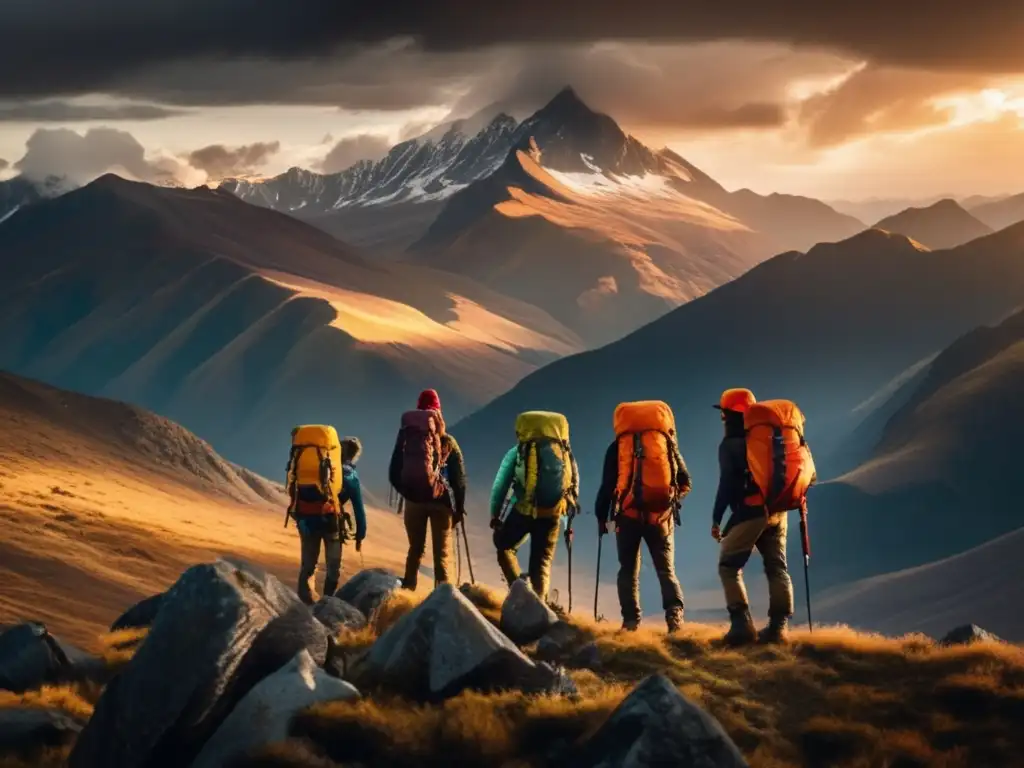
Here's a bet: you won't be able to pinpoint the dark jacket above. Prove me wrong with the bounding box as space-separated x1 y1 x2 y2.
712 412 763 529
595 439 692 524
296 461 367 540
389 432 467 515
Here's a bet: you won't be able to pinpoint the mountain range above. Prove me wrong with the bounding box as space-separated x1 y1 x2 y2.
872 198 993 250
0 174 582 480
450 222 1024 594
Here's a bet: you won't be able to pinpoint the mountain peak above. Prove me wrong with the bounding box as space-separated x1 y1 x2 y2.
537 85 594 119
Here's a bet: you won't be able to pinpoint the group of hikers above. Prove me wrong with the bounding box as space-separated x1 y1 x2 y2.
284 386 816 646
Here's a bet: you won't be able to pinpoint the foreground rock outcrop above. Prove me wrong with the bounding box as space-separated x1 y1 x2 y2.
0 623 98 693
354 583 572 701
334 568 401 618
500 579 558 645
191 650 359 768
0 708 84 754
69 558 328 768
566 674 748 768
313 597 368 636
109 594 165 633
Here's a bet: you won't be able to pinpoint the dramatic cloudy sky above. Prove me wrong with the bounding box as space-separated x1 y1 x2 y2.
1 1 1022 200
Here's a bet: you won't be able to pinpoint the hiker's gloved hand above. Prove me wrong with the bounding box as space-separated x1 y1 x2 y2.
598 519 609 537
453 507 466 524
489 517 501 530
355 538 363 553
711 524 722 542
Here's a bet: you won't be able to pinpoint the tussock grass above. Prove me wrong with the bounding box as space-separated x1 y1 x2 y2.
4 583 1023 768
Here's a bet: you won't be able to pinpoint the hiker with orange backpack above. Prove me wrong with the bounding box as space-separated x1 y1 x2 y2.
389 389 468 591
595 401 691 633
712 389 816 645
286 428 367 604
489 411 579 602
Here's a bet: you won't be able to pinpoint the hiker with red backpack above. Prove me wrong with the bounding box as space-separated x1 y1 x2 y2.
712 389 816 645
389 389 468 591
489 411 579 603
594 401 691 633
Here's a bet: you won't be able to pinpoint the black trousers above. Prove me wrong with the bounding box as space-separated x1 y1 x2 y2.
616 516 684 625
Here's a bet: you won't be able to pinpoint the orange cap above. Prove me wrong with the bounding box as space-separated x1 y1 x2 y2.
714 388 756 413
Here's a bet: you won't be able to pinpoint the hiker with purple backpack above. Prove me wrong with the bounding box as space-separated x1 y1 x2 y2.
389 389 468 591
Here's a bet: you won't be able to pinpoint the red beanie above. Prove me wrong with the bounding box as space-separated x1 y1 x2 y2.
417 389 441 412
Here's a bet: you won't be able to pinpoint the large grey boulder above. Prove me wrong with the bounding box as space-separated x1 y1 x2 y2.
192 650 359 768
940 624 1003 646
313 597 367 636
68 558 329 768
535 621 586 663
334 568 401 618
110 593 165 632
354 583 569 701
0 623 99 693
567 674 748 768
0 708 83 753
500 579 558 645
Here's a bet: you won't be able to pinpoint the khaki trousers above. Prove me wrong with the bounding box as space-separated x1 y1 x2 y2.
403 500 453 590
718 512 794 617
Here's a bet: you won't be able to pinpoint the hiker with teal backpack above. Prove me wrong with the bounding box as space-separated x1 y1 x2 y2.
490 412 579 604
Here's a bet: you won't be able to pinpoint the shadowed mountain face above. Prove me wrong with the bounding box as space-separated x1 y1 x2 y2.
0 175 582 480
873 199 993 250
811 305 1024 586
0 175 63 223
969 191 1024 232
451 224 1024 593
223 87 862 346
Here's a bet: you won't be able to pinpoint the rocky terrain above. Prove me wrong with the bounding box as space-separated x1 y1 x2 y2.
1 561 1020 768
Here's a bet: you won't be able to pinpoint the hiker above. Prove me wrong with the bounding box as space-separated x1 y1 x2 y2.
287 427 367 604
489 411 579 602
712 389 813 645
389 389 467 591
595 401 690 633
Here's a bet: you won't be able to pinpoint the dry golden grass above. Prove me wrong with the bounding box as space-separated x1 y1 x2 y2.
235 588 1024 768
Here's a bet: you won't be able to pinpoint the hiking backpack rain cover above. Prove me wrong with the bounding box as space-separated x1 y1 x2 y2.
613 400 683 523
513 411 578 518
286 425 343 516
396 409 450 504
743 400 816 513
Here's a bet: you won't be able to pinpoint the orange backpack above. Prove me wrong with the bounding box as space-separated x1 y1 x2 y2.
743 400 816 513
613 401 684 523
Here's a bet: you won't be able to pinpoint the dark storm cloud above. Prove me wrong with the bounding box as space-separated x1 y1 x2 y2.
186 141 281 180
0 100 184 122
0 1 1020 100
318 134 391 174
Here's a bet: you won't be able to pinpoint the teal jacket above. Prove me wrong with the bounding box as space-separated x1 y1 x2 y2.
489 446 519 519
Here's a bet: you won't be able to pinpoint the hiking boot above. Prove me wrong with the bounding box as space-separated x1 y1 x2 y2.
620 620 640 633
723 604 757 647
758 615 790 645
666 609 684 635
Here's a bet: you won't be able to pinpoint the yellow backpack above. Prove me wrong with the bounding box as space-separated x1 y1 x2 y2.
513 411 577 518
286 425 342 519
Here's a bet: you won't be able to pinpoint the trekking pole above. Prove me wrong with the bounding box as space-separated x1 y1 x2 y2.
594 527 603 622
800 499 813 632
455 524 463 585
460 520 476 585
564 507 576 614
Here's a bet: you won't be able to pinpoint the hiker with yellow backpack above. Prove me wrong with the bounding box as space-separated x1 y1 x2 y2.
489 412 579 603
712 389 816 645
285 427 367 605
594 401 691 633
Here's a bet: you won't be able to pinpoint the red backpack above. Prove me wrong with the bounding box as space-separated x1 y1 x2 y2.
396 409 451 504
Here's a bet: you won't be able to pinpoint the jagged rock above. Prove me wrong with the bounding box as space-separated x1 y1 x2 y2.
0 623 99 693
192 650 359 768
0 708 83 752
335 568 401 618
69 558 329 768
535 621 585 662
110 593 165 632
570 642 602 671
566 674 748 768
353 583 568 701
313 597 368 636
940 624 1003 646
500 579 559 645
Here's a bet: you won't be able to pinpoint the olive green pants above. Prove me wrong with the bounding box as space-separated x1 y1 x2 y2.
493 510 560 600
718 512 794 617
403 501 454 590
297 520 342 605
